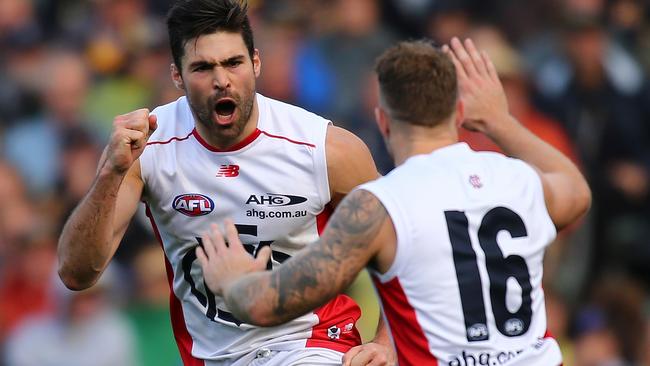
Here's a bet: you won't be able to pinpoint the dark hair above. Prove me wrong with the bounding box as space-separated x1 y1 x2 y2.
375 40 457 127
167 0 254 69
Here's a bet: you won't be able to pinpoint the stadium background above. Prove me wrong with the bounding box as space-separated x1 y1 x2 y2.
1 0 650 364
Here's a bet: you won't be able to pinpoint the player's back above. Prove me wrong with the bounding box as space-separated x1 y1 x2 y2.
360 143 561 366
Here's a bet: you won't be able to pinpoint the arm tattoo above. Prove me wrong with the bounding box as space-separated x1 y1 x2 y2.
225 189 388 325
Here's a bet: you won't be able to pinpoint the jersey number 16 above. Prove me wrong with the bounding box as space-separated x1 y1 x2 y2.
445 207 532 342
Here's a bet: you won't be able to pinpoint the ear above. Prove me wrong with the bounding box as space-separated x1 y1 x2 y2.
374 106 390 139
252 49 261 78
171 63 185 90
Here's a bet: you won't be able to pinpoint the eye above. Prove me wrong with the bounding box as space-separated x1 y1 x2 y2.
193 64 212 72
226 60 243 68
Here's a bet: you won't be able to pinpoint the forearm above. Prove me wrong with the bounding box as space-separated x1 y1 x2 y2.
224 259 341 327
487 115 591 227
58 165 125 290
488 116 582 179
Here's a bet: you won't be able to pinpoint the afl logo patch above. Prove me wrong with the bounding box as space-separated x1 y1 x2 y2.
173 194 214 216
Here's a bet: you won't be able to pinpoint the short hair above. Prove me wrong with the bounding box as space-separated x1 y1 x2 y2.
166 0 254 69
375 40 457 127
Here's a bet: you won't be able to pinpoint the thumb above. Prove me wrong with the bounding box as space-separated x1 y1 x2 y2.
342 345 363 366
254 246 272 270
147 114 158 139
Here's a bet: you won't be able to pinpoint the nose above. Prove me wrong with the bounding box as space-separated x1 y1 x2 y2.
212 67 231 90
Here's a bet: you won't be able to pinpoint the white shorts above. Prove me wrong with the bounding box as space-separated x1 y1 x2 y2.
224 347 343 366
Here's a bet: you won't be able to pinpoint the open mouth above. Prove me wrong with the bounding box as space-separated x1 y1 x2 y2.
213 98 237 125
215 99 236 116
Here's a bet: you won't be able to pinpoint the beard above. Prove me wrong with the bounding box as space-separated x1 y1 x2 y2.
188 88 255 145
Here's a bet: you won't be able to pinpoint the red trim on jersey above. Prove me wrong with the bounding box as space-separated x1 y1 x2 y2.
146 131 194 146
372 276 438 366
316 204 333 235
146 205 205 366
192 127 262 152
306 204 362 353
259 130 316 148
306 295 362 353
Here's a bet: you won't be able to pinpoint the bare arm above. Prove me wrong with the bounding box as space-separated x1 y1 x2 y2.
198 189 393 326
58 109 157 290
324 125 396 365
445 38 591 230
326 125 380 207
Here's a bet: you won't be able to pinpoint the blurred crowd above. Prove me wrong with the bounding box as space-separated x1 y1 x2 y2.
1 0 650 365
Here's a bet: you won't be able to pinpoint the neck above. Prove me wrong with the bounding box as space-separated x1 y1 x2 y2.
390 120 458 166
195 96 260 150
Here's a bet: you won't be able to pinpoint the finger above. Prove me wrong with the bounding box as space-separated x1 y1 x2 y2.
481 50 499 83
349 350 374 366
120 129 146 150
126 108 150 120
254 246 272 270
363 358 388 366
195 245 209 268
210 223 228 253
201 229 218 259
223 219 244 252
450 37 478 77
342 346 363 366
464 38 487 76
445 46 467 81
147 114 158 138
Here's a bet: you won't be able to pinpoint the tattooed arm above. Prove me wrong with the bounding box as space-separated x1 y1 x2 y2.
197 189 396 327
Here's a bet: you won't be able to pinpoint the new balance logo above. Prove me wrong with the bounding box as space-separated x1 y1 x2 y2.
216 165 240 177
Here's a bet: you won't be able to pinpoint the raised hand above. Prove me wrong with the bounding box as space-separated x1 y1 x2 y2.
196 220 271 297
105 108 158 174
442 37 511 136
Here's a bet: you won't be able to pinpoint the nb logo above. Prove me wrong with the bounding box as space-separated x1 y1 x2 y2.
216 164 240 177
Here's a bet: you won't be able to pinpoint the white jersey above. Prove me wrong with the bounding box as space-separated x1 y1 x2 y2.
359 143 561 366
140 94 361 365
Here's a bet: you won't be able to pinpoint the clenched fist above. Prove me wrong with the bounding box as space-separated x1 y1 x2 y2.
105 108 158 174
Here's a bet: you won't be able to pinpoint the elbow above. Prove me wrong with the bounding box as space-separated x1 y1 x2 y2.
247 307 285 327
57 265 97 291
575 180 592 219
225 292 286 327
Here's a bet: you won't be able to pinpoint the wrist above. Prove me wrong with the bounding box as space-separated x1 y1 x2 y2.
97 162 129 188
484 114 521 142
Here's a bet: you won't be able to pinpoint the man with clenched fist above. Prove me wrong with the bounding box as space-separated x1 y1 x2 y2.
57 1 394 365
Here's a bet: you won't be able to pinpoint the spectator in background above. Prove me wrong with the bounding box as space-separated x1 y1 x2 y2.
425 0 472 45
0 226 56 343
82 0 167 137
533 10 650 290
459 26 578 163
4 266 136 366
0 161 34 256
125 244 180 366
0 0 45 129
572 276 646 365
294 0 396 172
3 51 99 196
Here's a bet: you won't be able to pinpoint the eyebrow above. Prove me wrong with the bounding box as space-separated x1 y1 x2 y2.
188 55 246 69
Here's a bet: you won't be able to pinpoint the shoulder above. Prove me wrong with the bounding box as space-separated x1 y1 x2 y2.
258 94 330 137
261 94 329 122
326 125 379 205
148 96 194 143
